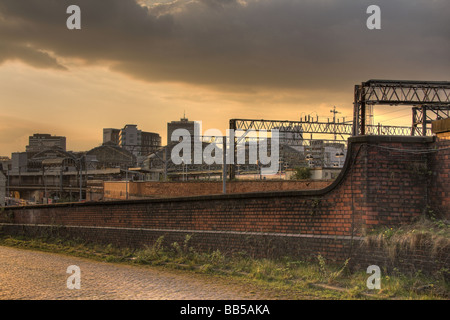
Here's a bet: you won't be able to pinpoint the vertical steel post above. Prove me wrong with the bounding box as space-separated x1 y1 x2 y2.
222 136 227 194
229 119 236 180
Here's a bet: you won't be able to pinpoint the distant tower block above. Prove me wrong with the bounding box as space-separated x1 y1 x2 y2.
167 114 198 145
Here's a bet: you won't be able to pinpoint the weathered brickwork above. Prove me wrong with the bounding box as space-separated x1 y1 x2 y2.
0 135 448 276
429 137 450 219
101 180 333 200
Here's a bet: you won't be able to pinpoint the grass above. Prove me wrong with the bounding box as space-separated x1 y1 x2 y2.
366 214 449 243
0 229 448 300
364 216 450 270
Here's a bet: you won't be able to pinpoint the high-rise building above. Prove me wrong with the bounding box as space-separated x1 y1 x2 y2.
120 124 142 157
103 128 121 145
120 124 161 157
26 134 66 153
167 115 199 145
103 125 161 160
140 131 162 155
10 152 28 174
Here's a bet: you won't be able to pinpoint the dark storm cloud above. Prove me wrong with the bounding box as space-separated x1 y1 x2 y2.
0 0 448 92
0 43 66 70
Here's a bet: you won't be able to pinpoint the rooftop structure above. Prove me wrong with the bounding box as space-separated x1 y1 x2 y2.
26 134 66 154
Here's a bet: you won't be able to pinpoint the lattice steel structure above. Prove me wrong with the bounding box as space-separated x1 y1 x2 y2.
412 105 450 136
230 118 352 139
353 79 450 136
227 118 414 179
229 118 415 144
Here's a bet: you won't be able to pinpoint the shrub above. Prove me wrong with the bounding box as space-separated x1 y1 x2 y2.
291 167 311 180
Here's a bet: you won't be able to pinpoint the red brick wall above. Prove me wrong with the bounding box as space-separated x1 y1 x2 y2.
349 137 431 230
1 135 447 275
429 136 450 219
102 180 333 200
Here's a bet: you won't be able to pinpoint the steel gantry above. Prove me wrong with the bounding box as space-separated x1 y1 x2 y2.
412 105 450 136
227 117 416 179
229 118 416 144
228 79 450 179
353 79 450 136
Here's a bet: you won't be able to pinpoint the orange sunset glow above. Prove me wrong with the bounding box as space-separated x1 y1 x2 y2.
0 0 448 155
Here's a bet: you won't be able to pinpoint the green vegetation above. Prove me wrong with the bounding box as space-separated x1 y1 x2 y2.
291 167 311 180
0 226 448 300
365 215 450 262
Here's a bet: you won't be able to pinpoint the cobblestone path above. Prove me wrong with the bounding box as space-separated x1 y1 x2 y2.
0 246 286 300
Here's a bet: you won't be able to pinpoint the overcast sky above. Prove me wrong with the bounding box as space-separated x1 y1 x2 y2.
0 0 449 154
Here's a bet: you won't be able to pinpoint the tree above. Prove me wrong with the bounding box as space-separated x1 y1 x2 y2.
291 167 311 180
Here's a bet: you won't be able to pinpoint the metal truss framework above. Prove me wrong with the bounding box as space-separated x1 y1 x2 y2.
353 80 450 136
227 118 413 179
412 105 450 136
228 80 450 178
229 118 415 143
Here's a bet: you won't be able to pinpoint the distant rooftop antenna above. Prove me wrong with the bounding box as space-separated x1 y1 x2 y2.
330 106 341 140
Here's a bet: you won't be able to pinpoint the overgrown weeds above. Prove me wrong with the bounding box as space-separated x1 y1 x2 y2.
0 226 448 300
317 254 350 284
364 216 450 261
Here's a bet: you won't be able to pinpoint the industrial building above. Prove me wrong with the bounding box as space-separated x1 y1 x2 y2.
26 133 66 154
103 125 161 164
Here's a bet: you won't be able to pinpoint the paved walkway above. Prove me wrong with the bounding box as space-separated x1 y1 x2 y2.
0 246 285 300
